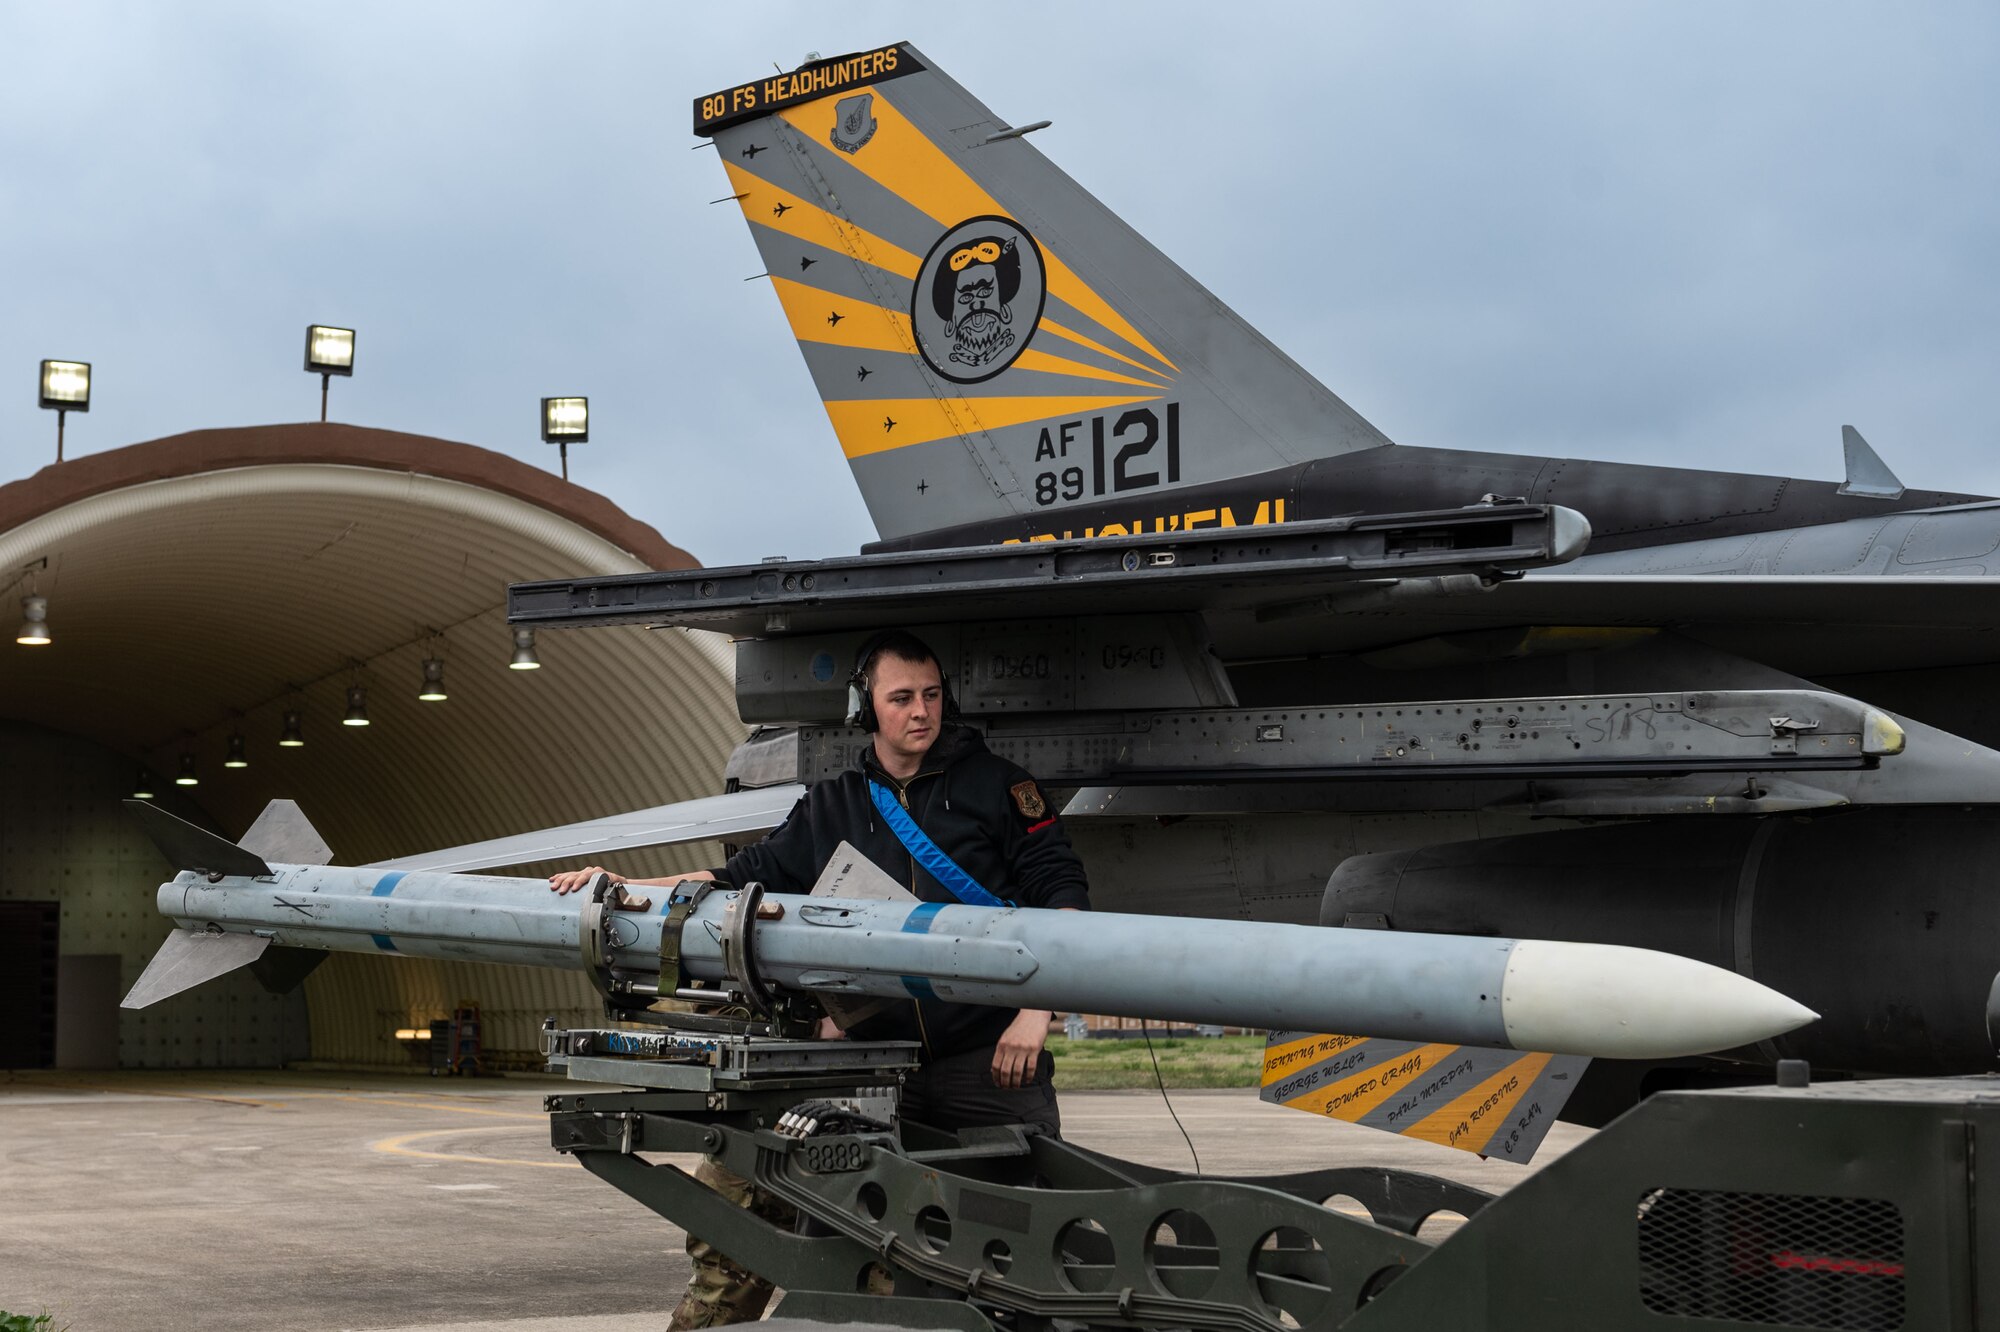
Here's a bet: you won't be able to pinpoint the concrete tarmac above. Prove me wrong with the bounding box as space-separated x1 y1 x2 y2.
0 1069 1587 1331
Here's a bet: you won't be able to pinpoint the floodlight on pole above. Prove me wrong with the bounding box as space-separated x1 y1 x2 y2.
305 326 355 422
540 397 588 480
39 360 90 462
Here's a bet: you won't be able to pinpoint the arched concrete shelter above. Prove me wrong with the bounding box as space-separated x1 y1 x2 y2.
0 423 743 1069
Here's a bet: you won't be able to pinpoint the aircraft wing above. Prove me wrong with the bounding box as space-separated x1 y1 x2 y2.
1500 573 2000 628
1299 500 2000 673
509 504 1586 637
363 785 805 874
1211 572 2000 676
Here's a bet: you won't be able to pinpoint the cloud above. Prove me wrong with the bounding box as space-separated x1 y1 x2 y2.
2 2 1996 560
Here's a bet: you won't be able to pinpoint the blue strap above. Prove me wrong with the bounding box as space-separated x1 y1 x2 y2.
869 780 1008 909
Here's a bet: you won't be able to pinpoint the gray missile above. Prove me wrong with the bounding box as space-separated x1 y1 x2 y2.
122 802 1814 1059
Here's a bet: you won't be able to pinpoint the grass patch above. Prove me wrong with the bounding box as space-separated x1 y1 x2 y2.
0 1313 61 1332
1048 1034 1266 1089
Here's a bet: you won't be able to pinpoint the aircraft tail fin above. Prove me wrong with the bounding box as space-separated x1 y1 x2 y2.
697 43 1391 545
1260 1031 1587 1164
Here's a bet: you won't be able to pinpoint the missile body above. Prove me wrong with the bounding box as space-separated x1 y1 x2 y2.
135 861 1814 1060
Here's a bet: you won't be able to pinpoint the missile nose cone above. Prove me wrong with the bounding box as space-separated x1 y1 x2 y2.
1499 940 1818 1060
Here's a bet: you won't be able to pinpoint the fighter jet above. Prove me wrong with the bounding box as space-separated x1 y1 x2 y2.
509 45 2000 1117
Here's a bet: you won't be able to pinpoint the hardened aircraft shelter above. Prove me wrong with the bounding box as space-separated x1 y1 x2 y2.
0 423 742 1071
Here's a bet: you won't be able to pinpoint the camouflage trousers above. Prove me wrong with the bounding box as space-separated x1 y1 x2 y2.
667 1157 898 1329
666 1157 795 1330
666 1045 1057 1327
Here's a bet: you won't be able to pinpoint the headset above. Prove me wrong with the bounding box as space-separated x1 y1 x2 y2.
846 630 958 732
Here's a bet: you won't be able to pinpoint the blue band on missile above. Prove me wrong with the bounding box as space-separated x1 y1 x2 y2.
900 903 945 998
902 903 946 934
370 873 407 950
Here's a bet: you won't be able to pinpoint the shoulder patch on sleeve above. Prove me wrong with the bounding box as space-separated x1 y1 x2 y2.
1009 780 1047 820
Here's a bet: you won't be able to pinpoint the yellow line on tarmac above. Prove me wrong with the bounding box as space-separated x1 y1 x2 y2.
372 1123 580 1170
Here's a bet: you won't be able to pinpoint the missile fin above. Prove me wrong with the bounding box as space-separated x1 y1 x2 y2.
807 844 915 1030
809 842 916 902
121 928 271 1009
363 785 805 873
125 800 274 878
814 993 900 1032
248 945 329 995
239 799 333 866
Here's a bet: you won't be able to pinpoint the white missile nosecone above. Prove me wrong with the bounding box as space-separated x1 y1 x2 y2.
121 802 1817 1062
720 897 1816 1060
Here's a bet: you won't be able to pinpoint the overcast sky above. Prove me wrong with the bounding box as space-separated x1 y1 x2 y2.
3 3 1995 566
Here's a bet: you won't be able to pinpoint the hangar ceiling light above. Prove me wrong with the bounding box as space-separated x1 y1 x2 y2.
15 595 51 646
132 768 157 800
418 656 448 702
176 753 199 787
279 710 305 747
509 626 541 670
225 732 249 769
342 686 370 727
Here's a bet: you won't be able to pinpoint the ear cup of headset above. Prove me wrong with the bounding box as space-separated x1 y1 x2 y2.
847 631 888 731
846 676 875 731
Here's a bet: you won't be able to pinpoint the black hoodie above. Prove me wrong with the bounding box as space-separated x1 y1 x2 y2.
716 724 1090 1059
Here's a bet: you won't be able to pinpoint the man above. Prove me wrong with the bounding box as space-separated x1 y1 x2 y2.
550 630 1089 1326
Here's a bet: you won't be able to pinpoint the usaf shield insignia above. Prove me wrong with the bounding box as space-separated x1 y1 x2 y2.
831 93 877 154
1011 781 1048 821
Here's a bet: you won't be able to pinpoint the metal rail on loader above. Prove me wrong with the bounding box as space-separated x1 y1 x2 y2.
541 1013 1995 1332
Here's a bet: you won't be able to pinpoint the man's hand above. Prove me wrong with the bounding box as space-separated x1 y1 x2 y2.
992 1008 1052 1089
547 868 716 895
548 866 618 895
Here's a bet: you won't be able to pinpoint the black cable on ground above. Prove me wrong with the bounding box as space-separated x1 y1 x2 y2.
1142 1028 1201 1175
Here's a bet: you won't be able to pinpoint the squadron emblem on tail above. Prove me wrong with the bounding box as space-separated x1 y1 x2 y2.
915 215 1046 383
